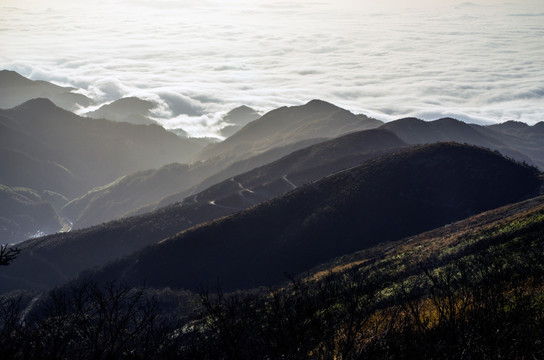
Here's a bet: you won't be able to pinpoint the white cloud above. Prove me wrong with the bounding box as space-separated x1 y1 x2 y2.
1 0 543 136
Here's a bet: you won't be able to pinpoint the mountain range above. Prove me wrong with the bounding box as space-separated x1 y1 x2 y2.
0 96 204 242
0 127 406 292
56 106 544 231
1 70 543 352
0 70 92 111
197 99 383 161
83 143 542 291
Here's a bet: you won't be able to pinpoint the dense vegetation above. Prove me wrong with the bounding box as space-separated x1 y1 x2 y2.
2 196 543 359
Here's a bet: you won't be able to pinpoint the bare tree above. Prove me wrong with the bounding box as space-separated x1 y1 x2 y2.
0 244 20 266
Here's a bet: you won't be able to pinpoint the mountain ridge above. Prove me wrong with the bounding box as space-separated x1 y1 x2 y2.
86 143 542 291
0 70 93 111
198 99 383 161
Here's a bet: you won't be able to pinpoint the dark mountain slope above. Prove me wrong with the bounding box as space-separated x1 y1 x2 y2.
0 70 92 111
381 117 541 168
0 129 405 293
198 99 381 161
182 195 544 359
89 143 541 291
0 99 202 196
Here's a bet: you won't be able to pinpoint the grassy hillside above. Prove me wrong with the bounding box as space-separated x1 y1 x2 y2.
88 143 542 291
181 195 544 359
3 189 543 359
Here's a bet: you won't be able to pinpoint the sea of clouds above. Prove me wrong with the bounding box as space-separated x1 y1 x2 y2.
1 0 543 137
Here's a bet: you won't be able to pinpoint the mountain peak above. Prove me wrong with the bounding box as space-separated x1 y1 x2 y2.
228 105 256 114
14 97 58 110
533 121 544 130
435 117 463 123
489 120 530 130
0 69 34 88
106 97 155 110
224 105 259 120
305 99 338 109
434 117 471 128
388 117 425 126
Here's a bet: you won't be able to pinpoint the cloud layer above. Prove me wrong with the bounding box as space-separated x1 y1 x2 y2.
1 1 543 136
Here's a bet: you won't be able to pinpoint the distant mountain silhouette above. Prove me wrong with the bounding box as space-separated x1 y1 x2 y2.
0 128 405 293
85 143 541 291
219 105 261 138
0 184 63 244
0 99 203 199
381 117 543 168
198 99 382 161
486 121 544 168
85 97 156 125
488 120 530 132
0 70 93 111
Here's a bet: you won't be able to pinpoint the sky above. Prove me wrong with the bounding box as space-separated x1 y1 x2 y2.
1 0 543 137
